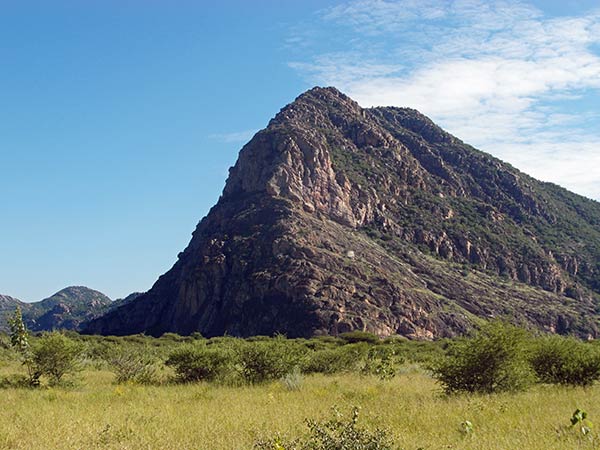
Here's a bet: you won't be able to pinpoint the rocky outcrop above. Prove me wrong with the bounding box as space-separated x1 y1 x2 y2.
84 87 600 339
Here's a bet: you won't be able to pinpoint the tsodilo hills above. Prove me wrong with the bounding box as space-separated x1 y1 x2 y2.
85 87 600 339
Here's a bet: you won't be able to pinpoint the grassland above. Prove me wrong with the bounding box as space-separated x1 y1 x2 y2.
1 359 600 449
2 328 600 449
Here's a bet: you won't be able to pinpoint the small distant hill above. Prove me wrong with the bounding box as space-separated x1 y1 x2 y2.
24 286 112 331
0 294 26 332
0 287 142 332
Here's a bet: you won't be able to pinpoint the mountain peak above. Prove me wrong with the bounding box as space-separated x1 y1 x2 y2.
23 286 112 332
297 86 354 103
50 286 110 301
85 88 600 339
267 86 361 130
0 286 114 332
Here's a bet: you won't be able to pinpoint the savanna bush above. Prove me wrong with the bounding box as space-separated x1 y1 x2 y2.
237 338 306 384
109 348 159 384
0 333 10 350
159 332 187 342
530 335 600 386
166 344 234 383
302 343 369 375
339 331 381 345
430 321 534 394
361 346 402 380
0 373 34 388
32 332 83 385
81 340 118 368
0 333 15 362
310 335 345 347
254 406 395 450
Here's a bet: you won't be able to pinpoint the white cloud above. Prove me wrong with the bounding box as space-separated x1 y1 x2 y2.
492 137 600 200
209 130 257 144
290 0 600 200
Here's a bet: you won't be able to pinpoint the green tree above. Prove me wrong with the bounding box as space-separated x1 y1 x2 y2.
32 332 82 385
166 344 235 383
8 306 38 385
109 347 158 384
530 335 600 386
430 321 534 394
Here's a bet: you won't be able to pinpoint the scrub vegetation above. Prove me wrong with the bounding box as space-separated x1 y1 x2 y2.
1 320 600 449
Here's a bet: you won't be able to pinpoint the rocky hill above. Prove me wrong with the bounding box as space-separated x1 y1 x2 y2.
23 286 112 331
0 295 26 332
84 87 600 339
0 287 142 332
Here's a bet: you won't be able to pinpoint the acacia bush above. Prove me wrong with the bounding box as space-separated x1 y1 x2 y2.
529 335 600 386
254 406 395 450
109 348 159 384
236 338 306 384
302 343 369 375
361 346 401 380
430 321 534 394
0 333 10 349
0 333 16 362
338 331 381 344
166 344 235 383
32 332 82 385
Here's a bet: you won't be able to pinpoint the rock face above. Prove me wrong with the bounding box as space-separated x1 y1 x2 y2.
109 292 144 312
85 87 600 339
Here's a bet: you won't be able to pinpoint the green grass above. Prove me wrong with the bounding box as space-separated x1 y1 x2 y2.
1 361 600 449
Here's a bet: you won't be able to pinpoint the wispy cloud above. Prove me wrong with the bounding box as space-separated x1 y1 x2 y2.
289 0 600 200
209 130 257 144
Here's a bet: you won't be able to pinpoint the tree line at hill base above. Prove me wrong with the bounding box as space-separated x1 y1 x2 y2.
3 307 600 394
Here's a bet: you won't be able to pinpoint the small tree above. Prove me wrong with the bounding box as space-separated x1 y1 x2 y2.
430 321 534 394
32 332 82 385
109 347 158 384
530 335 600 386
166 344 235 383
237 338 305 384
254 406 395 449
8 306 38 385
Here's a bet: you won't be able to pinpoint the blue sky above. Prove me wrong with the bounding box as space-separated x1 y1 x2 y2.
1 0 599 302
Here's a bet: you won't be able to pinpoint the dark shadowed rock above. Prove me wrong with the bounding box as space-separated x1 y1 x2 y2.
109 292 144 311
84 87 600 339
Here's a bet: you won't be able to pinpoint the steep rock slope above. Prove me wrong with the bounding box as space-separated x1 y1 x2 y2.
85 87 600 338
108 292 144 312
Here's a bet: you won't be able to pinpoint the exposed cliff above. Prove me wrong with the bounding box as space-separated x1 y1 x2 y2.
85 87 600 339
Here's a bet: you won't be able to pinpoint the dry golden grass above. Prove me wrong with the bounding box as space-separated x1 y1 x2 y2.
1 362 600 449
